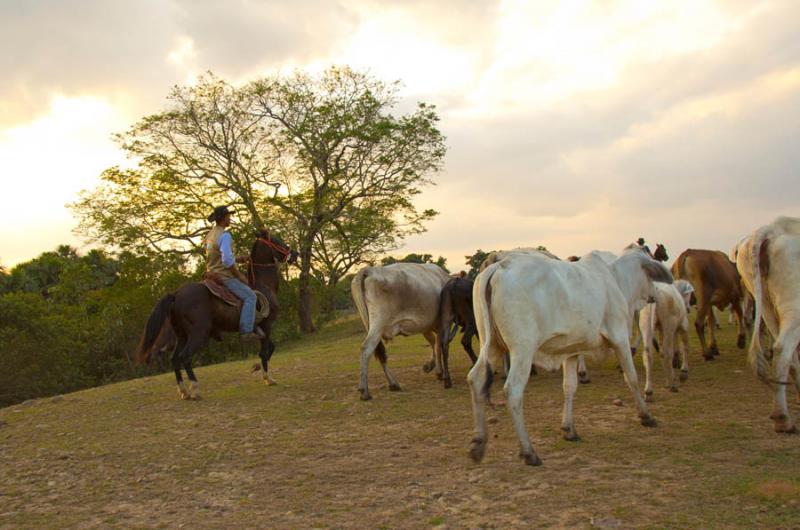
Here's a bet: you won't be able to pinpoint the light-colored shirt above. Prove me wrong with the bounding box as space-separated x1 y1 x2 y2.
219 231 235 268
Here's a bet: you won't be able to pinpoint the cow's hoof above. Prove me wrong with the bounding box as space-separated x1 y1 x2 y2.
561 428 581 442
703 354 714 361
578 372 591 384
645 391 654 403
669 386 679 393
520 451 542 466
736 335 746 349
774 423 798 434
443 378 453 389
640 415 657 428
359 390 372 401
709 345 720 356
388 383 402 392
435 372 444 381
680 370 689 382
422 362 434 373
469 438 486 463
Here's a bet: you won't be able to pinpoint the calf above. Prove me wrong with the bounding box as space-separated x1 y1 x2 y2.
424 276 477 389
639 280 693 400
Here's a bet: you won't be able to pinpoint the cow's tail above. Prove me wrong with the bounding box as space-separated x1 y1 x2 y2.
747 229 771 384
670 253 687 281
134 293 175 365
473 265 502 386
351 267 371 331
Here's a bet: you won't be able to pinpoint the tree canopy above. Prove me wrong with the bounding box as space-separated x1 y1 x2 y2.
72 67 446 331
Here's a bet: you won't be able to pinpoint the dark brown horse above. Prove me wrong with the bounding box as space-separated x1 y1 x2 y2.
134 230 297 399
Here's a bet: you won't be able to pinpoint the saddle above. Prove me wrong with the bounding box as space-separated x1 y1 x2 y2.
202 273 270 322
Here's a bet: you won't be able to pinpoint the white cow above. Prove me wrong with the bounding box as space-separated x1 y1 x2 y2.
736 217 800 433
575 249 646 384
350 262 450 401
638 280 694 400
467 249 672 466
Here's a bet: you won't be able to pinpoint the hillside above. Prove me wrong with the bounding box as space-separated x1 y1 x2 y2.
1 315 799 528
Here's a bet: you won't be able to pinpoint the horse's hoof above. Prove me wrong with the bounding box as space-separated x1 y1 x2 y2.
443 378 453 389
520 451 542 466
359 390 372 401
469 438 486 463
680 370 689 382
669 386 679 393
736 335 746 349
578 372 591 384
709 345 720 356
388 383 402 392
640 415 657 428
703 354 714 361
422 362 434 373
645 392 654 403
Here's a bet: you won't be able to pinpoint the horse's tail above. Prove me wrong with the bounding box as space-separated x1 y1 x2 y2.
351 267 371 331
134 293 176 365
748 230 772 384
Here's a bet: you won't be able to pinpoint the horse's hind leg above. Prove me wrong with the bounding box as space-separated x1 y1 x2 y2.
172 336 189 400
180 335 208 400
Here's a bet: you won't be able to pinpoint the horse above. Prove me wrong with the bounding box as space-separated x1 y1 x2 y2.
134 229 297 399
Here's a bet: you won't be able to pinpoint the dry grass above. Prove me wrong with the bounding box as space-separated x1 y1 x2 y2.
1 311 799 529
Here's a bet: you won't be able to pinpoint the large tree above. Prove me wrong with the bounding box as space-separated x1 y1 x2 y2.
73 67 445 332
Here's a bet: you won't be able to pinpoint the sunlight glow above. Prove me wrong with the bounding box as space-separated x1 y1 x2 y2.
0 95 128 264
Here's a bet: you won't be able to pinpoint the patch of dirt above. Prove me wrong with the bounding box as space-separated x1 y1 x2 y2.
1 316 799 528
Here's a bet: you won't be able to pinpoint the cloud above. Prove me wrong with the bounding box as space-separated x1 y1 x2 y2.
2 0 800 268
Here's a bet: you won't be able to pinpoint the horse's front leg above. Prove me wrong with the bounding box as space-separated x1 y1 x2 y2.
257 321 278 386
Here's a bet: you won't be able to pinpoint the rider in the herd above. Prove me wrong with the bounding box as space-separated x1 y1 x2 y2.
205 205 265 341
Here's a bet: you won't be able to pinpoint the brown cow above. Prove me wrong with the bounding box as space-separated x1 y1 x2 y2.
671 249 746 360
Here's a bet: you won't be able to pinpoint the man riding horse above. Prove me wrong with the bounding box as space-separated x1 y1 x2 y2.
205 205 265 341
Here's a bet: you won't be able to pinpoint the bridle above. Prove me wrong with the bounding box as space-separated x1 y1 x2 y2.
248 235 293 287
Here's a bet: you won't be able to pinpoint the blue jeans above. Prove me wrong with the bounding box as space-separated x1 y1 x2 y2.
222 277 257 334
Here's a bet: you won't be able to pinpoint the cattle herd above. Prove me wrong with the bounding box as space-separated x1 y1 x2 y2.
350 216 800 466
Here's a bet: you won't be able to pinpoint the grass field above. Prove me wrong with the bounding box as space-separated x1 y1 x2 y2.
1 311 799 529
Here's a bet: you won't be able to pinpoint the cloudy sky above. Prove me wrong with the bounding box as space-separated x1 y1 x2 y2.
2 0 799 270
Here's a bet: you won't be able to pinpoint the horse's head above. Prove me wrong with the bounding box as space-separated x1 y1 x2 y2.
252 229 296 266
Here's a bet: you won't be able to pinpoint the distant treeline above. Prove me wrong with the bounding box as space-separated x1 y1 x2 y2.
0 245 499 406
0 245 350 407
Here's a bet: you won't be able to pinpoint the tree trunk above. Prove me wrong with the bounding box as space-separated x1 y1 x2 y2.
297 244 316 333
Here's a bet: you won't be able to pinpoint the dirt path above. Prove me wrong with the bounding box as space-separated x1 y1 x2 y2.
1 316 799 528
